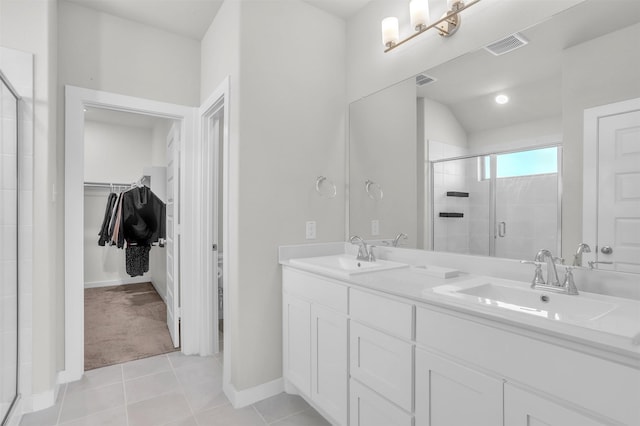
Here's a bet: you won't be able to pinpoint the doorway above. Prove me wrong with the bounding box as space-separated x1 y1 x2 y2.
81 107 178 370
63 86 199 383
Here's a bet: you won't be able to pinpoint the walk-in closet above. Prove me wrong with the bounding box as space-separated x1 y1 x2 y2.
82 107 177 370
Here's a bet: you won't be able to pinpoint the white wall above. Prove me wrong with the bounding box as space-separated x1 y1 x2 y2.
57 0 200 106
1 0 58 400
467 117 562 154
423 98 468 148
561 22 640 260
201 0 346 393
350 78 417 244
346 0 585 102
84 120 153 183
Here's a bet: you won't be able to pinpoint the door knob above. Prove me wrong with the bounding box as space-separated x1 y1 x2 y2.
600 245 613 255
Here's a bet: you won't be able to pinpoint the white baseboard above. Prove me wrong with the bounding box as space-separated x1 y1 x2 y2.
84 276 150 289
30 387 56 412
224 377 284 409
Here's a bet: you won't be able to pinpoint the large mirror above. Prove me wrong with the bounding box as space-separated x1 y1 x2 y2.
349 0 640 272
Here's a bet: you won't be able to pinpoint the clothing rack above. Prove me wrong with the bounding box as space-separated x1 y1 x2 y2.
84 177 148 192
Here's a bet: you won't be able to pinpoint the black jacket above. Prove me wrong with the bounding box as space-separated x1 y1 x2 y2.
117 186 166 248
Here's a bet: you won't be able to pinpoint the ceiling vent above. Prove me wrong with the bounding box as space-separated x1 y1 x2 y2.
484 33 529 56
416 74 436 86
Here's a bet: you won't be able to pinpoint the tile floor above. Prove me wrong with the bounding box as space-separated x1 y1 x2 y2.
20 353 330 426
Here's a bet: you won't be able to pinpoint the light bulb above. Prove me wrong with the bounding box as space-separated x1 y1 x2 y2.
495 94 509 105
410 0 430 31
381 17 399 47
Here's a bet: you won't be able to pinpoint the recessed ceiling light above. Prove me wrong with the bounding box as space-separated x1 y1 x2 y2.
495 94 509 105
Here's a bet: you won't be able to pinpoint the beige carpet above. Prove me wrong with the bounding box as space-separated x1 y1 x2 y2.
84 282 178 370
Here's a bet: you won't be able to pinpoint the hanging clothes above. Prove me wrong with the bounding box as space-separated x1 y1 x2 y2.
97 192 117 246
97 185 166 277
126 245 151 277
118 185 166 248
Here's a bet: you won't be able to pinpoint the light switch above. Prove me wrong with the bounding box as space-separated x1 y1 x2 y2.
371 219 380 236
306 221 317 240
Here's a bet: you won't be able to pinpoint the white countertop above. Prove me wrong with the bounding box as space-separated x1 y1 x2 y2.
280 256 640 366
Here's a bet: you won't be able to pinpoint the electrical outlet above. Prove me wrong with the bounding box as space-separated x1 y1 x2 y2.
371 219 380 236
306 221 317 240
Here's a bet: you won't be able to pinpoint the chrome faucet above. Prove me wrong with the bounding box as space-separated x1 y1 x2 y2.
349 235 375 262
392 233 408 247
521 249 578 295
572 243 591 267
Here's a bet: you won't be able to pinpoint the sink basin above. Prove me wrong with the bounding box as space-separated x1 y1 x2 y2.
435 282 618 322
289 254 408 278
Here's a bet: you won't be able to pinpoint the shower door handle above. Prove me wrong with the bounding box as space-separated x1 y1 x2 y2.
498 222 506 238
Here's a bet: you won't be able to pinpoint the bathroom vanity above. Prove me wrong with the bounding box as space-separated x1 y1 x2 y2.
280 244 640 426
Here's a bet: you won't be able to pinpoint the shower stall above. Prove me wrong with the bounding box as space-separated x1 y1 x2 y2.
1 69 20 425
431 146 561 261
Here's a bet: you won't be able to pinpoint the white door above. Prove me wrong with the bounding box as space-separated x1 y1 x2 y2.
166 123 180 347
415 349 503 426
505 384 609 425
597 110 640 273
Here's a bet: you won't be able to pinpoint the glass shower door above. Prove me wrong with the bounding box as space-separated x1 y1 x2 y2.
1 72 19 425
493 147 561 260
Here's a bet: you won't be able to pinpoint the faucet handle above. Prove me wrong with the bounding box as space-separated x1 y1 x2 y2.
521 260 545 287
368 245 377 262
563 267 579 295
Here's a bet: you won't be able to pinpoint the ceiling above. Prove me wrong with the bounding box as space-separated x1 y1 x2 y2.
416 0 640 134
65 0 372 40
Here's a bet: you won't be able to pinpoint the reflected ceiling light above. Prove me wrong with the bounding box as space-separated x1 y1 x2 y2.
495 94 509 104
382 0 482 52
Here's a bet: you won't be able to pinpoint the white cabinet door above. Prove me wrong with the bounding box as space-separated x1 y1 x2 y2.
350 321 413 411
311 305 348 426
350 379 413 426
415 349 502 426
505 384 611 426
283 295 311 395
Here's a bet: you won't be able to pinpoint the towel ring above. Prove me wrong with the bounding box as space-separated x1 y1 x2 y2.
365 180 383 200
316 176 337 198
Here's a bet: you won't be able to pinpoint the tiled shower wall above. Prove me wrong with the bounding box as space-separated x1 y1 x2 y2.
0 46 34 425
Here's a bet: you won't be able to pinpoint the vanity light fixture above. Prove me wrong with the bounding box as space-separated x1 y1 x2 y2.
382 0 482 52
495 94 509 104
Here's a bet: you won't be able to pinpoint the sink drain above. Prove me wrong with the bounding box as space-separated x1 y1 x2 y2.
540 294 550 303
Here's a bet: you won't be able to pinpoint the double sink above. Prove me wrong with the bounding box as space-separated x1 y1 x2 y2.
288 254 639 343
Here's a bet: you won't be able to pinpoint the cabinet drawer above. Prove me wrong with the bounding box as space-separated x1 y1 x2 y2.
283 267 348 313
350 321 413 411
350 379 413 426
350 288 413 339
